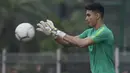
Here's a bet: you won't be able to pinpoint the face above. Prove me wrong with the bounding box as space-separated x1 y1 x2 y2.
85 10 99 27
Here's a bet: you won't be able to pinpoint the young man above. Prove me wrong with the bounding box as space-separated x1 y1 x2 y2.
37 3 115 73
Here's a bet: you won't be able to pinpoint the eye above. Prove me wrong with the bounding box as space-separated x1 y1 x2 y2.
87 14 90 17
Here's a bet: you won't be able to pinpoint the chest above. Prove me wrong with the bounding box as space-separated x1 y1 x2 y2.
87 29 96 37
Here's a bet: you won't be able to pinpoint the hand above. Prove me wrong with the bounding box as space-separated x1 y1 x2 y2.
36 21 51 35
45 19 66 38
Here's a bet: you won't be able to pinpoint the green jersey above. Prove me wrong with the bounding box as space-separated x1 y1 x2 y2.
79 25 115 73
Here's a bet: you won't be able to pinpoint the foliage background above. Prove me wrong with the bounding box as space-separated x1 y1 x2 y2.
0 0 129 53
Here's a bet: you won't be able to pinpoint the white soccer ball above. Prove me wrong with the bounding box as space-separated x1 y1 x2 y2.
15 23 35 42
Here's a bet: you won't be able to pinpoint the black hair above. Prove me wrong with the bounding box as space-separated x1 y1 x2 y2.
85 3 104 18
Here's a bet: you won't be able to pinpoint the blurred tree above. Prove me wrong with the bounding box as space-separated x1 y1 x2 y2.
0 0 53 53
0 0 88 53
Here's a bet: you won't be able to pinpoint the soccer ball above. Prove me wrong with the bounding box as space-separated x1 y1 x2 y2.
15 23 35 42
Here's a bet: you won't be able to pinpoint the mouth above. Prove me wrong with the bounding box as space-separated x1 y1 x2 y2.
86 21 89 24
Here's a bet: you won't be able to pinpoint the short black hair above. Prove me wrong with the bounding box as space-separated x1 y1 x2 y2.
85 3 104 18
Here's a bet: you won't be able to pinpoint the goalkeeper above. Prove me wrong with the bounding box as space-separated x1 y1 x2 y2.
37 3 115 73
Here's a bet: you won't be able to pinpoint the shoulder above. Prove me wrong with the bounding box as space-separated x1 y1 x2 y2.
85 28 93 32
101 26 114 39
94 25 113 37
81 28 93 34
103 26 114 42
104 26 113 35
78 28 93 38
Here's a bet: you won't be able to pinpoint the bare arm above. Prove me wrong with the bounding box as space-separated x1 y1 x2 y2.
55 36 79 46
63 35 94 48
55 36 69 45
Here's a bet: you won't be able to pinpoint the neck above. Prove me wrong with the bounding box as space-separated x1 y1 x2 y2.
94 19 104 30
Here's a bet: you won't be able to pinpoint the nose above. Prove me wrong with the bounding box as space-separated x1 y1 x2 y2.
85 16 88 21
85 16 87 20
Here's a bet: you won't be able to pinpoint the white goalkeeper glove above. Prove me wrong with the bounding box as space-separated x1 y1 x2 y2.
36 21 51 35
45 19 66 38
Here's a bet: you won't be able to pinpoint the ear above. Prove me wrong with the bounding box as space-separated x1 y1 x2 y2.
96 13 100 19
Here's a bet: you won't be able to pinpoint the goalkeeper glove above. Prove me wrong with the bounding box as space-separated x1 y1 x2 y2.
36 21 51 35
45 19 66 38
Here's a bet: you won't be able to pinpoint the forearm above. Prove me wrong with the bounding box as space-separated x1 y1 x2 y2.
62 35 91 48
53 29 91 47
55 36 69 45
55 36 81 47
63 35 83 47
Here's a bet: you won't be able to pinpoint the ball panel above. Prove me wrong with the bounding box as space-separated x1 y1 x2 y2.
27 26 35 38
15 23 35 42
15 32 20 41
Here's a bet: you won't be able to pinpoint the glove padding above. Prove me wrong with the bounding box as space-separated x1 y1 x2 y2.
36 21 51 35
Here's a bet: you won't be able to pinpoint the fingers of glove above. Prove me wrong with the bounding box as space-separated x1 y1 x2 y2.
46 19 54 28
39 21 48 28
38 21 52 31
36 28 43 32
39 21 49 29
37 23 44 29
36 27 51 35
40 21 45 25
47 19 54 26
44 22 50 27
46 20 57 30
